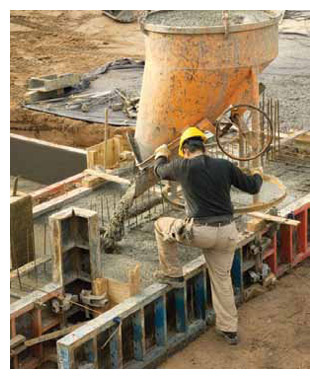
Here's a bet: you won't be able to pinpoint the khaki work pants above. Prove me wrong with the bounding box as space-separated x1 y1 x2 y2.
154 217 239 332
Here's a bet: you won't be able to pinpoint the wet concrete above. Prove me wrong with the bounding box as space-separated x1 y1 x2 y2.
10 134 87 184
31 156 310 290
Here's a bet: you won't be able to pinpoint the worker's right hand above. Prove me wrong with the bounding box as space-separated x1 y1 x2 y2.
250 167 263 178
154 144 171 160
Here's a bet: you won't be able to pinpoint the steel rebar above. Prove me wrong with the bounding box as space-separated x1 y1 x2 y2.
101 196 104 227
105 196 110 222
11 238 22 290
43 223 47 273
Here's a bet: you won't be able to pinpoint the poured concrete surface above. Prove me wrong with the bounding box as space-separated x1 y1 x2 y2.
10 176 45 194
30 156 310 290
10 134 87 184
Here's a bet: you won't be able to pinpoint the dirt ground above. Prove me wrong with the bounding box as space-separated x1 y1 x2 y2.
10 10 310 369
10 10 145 147
161 259 310 369
10 10 310 147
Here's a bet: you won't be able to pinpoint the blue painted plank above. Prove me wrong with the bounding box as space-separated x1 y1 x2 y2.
175 287 188 333
57 344 72 369
85 339 95 363
154 296 167 346
194 272 206 320
109 326 119 369
132 310 144 361
231 248 243 300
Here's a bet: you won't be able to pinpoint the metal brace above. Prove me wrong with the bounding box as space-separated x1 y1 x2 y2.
80 289 109 308
52 293 78 314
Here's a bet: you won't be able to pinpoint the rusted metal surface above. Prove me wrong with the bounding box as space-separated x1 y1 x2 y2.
135 10 281 160
215 104 273 161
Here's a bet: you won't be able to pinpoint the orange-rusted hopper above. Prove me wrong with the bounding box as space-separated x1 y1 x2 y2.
135 10 282 160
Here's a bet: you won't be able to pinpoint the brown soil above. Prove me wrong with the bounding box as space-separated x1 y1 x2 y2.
10 11 310 369
161 259 310 369
10 11 310 146
10 10 144 147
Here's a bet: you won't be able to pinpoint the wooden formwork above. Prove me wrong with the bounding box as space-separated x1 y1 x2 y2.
57 257 207 369
9 187 310 369
57 194 310 369
276 194 310 275
10 283 63 369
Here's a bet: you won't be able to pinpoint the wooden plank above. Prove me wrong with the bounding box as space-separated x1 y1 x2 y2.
247 218 265 232
33 308 43 357
31 172 85 205
279 193 310 217
84 169 131 186
57 343 75 369
194 271 206 320
175 287 188 333
10 335 26 349
129 264 140 296
93 278 108 296
106 264 140 304
92 337 99 369
82 175 105 188
132 309 145 361
231 249 243 301
58 283 167 349
10 282 62 318
107 278 132 304
154 295 167 347
11 319 19 368
33 187 91 219
248 211 300 226
10 256 51 280
110 325 122 368
25 323 86 347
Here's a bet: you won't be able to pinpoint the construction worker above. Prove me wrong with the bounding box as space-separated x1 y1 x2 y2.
153 126 263 345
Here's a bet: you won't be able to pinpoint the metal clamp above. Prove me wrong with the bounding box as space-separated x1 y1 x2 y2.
80 289 109 308
52 293 78 314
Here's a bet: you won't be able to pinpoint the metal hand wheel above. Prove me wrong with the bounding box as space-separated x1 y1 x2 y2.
215 104 273 162
162 173 286 214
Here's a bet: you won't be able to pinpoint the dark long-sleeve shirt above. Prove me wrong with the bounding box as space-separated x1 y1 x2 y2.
154 155 263 219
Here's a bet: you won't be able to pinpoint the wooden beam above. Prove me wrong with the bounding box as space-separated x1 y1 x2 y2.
25 323 86 347
10 256 51 280
248 211 300 226
10 335 26 349
84 169 131 186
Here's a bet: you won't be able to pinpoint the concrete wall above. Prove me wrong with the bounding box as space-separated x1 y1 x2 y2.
10 134 87 184
10 194 34 268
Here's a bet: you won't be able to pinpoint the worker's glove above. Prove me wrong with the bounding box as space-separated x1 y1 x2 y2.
250 167 263 178
154 144 171 160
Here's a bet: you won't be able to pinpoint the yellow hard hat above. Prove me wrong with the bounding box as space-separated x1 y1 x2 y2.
178 127 207 157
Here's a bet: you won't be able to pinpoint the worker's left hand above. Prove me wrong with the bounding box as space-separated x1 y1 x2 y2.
154 144 171 160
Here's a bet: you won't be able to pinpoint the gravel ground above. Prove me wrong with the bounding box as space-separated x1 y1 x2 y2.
260 14 310 131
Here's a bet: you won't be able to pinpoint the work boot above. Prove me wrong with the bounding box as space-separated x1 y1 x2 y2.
215 329 239 345
153 270 185 288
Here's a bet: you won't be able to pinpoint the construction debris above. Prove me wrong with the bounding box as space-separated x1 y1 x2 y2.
24 73 84 104
23 58 144 126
